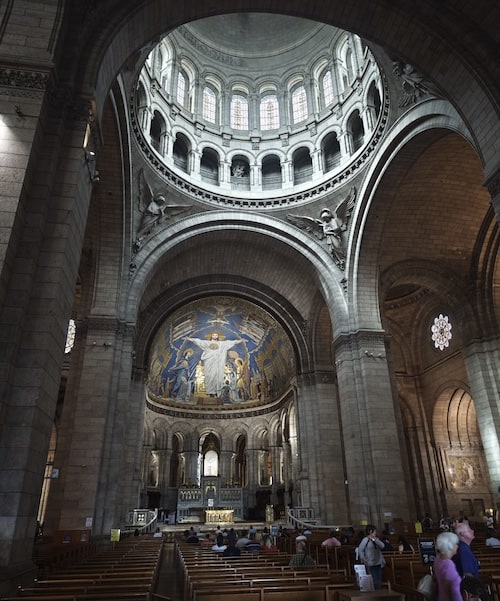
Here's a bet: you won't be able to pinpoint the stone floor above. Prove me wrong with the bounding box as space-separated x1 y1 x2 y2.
155 542 184 601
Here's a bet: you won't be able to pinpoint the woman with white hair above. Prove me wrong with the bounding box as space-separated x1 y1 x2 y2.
434 531 462 601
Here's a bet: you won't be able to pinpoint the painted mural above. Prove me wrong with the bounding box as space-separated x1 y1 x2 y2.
146 297 296 406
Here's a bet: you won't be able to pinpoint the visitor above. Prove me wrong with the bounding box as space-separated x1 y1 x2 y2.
461 576 486 601
321 530 342 549
211 533 227 553
245 533 262 554
223 537 241 557
453 522 479 578
357 525 386 589
262 533 278 553
434 531 462 601
398 535 414 553
485 534 500 547
289 540 315 567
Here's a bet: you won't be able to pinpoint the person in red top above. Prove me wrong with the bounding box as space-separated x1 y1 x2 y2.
321 530 342 549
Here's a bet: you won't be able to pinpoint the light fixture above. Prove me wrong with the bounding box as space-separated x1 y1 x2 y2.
85 149 99 183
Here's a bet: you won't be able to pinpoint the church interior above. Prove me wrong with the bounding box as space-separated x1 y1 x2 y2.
0 0 499 593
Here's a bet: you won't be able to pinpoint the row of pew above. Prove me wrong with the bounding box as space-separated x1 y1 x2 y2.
1 537 171 601
176 532 500 601
176 540 392 601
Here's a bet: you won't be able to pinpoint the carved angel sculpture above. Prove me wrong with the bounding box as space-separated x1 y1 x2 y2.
135 168 190 248
392 61 441 107
287 187 356 269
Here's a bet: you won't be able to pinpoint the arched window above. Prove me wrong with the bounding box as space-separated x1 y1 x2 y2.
367 80 382 119
293 147 312 184
173 133 190 172
204 450 218 476
322 132 341 172
322 70 334 106
262 155 282 190
230 94 249 130
202 86 217 124
200 147 219 185
149 110 166 153
347 109 364 152
291 85 308 124
176 70 187 107
346 47 355 83
260 94 279 130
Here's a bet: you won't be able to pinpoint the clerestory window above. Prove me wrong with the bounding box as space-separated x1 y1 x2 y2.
230 94 249 130
202 86 217 123
292 86 308 124
260 94 280 130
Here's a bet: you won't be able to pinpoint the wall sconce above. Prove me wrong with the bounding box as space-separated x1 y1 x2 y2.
85 149 99 183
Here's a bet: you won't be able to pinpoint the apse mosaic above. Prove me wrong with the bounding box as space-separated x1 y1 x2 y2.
146 297 296 406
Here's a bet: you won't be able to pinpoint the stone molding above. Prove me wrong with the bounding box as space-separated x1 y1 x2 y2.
0 65 49 98
130 76 390 210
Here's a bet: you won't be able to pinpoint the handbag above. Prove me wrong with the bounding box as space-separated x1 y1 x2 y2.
417 574 437 600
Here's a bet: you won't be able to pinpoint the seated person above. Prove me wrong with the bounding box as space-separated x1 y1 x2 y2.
262 534 278 553
321 530 342 548
398 535 414 552
211 533 227 553
460 576 486 601
485 535 500 547
201 533 213 547
245 533 262 554
289 541 315 567
223 538 241 557
236 531 250 549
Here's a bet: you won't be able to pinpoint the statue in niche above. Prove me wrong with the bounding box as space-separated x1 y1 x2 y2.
134 168 191 249
231 160 247 178
392 61 441 107
287 187 356 270
149 450 159 487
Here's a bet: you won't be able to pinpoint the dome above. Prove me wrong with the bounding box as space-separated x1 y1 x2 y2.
133 13 385 208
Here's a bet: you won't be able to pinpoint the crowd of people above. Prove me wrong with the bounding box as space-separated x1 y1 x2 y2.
174 512 497 601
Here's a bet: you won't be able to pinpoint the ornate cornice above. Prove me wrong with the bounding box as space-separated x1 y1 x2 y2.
146 389 292 419
0 65 50 98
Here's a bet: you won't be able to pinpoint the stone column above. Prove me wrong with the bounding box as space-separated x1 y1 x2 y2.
463 337 500 501
334 330 410 526
183 450 200 486
219 449 234 485
0 82 93 582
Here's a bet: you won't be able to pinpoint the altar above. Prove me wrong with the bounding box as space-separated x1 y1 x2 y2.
177 476 243 523
205 508 234 524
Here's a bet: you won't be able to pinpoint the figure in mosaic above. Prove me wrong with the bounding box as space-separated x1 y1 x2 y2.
187 331 244 396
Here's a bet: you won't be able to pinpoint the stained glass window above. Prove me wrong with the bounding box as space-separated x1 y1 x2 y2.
431 314 452 350
230 94 249 130
176 71 186 106
323 70 334 106
65 319 76 354
260 94 279 130
292 85 308 124
202 86 216 123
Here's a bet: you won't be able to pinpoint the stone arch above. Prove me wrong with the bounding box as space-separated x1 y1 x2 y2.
349 105 484 329
127 214 350 352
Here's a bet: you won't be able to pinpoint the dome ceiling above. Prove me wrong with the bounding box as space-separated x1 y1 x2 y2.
183 14 328 63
